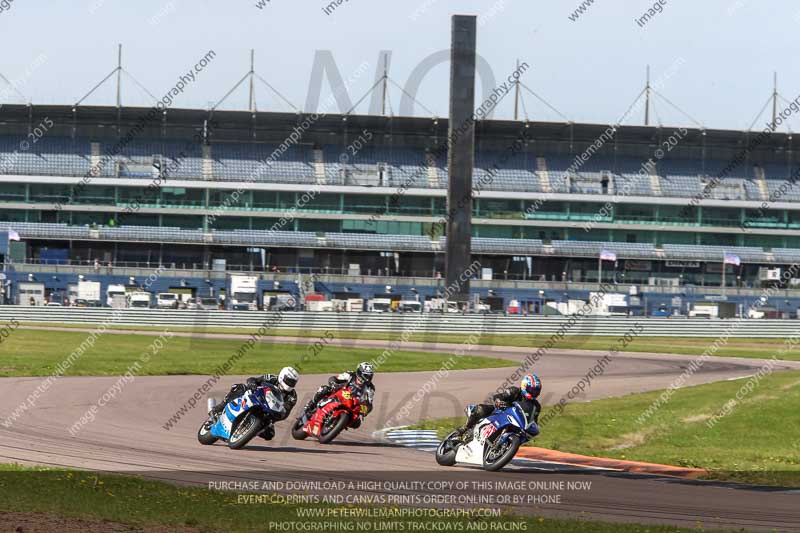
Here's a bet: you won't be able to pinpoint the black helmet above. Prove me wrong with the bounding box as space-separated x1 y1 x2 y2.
355 362 374 383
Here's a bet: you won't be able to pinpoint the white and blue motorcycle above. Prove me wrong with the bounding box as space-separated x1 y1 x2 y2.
435 402 540 472
198 384 285 450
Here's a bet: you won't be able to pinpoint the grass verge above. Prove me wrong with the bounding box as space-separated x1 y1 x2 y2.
0 329 515 377
412 370 800 487
17 321 800 361
0 465 752 533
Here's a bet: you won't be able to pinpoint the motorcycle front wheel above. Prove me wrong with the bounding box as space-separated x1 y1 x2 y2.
197 420 218 445
482 432 521 472
435 431 460 466
318 412 350 444
291 418 308 440
228 412 264 450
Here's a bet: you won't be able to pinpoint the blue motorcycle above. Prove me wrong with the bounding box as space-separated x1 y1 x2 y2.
436 402 540 472
198 384 286 450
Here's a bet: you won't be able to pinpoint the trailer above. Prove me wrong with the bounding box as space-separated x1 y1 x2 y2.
265 293 297 311
17 282 45 306
331 291 364 312
78 281 102 306
588 292 630 316
690 301 737 319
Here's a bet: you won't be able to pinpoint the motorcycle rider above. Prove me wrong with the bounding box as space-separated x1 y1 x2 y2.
456 374 542 441
210 366 300 440
301 362 375 427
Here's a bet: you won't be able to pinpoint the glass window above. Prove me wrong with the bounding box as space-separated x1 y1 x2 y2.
348 194 386 215
71 186 115 205
161 187 204 207
29 184 70 204
161 214 203 229
298 219 340 233
0 209 27 222
298 193 340 212
0 183 26 201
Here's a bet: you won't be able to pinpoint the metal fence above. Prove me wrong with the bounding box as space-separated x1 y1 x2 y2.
1 306 798 338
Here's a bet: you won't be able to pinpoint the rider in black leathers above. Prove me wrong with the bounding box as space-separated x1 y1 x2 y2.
301 362 375 427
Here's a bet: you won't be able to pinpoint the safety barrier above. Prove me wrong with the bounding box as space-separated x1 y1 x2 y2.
0 306 797 338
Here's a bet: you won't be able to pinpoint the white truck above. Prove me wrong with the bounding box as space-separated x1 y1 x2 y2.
107 284 127 308
156 293 180 309
331 296 365 312
474 302 491 314
367 297 393 313
66 284 79 305
229 275 259 310
398 300 422 313
588 292 629 316
306 299 334 312
128 292 152 308
78 281 102 306
265 293 297 311
424 298 459 313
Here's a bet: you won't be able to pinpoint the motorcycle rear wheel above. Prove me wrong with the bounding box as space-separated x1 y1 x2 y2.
291 418 308 440
318 412 350 444
228 412 264 450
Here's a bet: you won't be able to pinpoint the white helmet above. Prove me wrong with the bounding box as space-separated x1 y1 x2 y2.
278 366 300 392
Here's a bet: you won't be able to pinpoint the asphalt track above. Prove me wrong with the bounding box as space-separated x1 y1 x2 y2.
1 331 799 530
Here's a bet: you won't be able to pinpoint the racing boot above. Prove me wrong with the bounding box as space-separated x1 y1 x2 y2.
260 423 276 441
210 402 225 416
302 399 318 417
303 386 329 416
211 384 245 417
453 425 473 443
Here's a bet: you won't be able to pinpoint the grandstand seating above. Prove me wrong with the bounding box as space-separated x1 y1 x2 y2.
2 134 800 206
552 240 659 260
662 244 767 263
472 237 545 255
0 136 91 176
5 221 800 263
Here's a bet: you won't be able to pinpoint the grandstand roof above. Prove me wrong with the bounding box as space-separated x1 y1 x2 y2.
1 104 797 157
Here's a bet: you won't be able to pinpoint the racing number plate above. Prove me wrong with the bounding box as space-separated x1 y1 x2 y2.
480 424 497 440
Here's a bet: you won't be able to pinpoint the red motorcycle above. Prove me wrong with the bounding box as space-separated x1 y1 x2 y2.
291 386 369 444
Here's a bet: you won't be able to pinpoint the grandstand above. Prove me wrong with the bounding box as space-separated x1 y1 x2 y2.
2 103 800 313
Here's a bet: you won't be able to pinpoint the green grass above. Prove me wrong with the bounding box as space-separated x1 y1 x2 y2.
0 329 515 377
0 465 752 533
412 370 800 487
18 321 800 360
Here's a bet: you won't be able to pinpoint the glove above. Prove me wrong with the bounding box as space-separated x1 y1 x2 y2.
494 399 508 410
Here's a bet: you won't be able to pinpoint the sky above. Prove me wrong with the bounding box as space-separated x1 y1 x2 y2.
0 0 799 132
